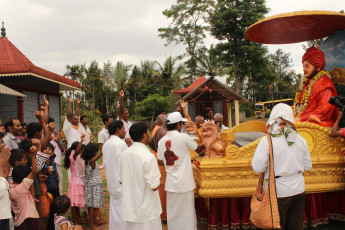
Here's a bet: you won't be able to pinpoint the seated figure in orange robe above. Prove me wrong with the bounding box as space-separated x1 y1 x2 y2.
294 47 338 127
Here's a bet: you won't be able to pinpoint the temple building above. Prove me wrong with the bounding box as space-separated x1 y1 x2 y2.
0 24 81 129
174 76 248 127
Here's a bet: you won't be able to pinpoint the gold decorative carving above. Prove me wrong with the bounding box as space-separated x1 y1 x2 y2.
194 121 345 198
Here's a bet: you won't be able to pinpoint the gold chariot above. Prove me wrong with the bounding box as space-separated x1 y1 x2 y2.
194 121 345 198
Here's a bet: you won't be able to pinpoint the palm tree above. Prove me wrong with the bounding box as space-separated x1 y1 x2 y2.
197 45 230 77
64 64 85 111
157 56 185 96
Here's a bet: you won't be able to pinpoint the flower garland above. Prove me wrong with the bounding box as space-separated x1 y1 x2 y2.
294 70 329 117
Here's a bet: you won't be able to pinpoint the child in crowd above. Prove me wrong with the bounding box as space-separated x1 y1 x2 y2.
52 195 82 230
9 145 39 230
43 143 60 198
9 148 28 184
82 141 105 229
42 142 60 230
64 139 86 225
38 174 52 230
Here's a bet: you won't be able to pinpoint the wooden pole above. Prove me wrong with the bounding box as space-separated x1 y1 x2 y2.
235 100 240 126
227 102 232 128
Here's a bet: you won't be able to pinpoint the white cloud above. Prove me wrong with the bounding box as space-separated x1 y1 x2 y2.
0 0 343 76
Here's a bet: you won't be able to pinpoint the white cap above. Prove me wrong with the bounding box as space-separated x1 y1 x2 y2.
166 112 188 124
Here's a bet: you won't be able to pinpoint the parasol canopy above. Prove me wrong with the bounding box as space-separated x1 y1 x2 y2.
245 11 345 44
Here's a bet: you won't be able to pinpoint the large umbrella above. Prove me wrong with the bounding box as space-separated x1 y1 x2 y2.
245 11 345 44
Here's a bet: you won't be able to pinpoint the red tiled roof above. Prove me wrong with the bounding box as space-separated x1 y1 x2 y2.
174 76 207 94
0 37 81 90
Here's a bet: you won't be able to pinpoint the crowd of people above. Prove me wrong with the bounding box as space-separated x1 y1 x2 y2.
0 86 231 230
0 47 339 230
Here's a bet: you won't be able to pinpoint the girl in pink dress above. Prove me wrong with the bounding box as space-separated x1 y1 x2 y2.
64 140 86 225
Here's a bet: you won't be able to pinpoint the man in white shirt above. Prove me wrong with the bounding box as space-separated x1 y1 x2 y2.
102 120 127 230
98 114 113 151
78 115 92 145
119 90 133 147
252 103 312 230
157 112 204 230
204 107 214 123
214 113 229 134
119 122 162 230
63 98 81 148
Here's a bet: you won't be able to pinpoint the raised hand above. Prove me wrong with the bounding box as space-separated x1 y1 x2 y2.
76 98 81 104
43 95 49 106
48 122 55 132
67 97 72 103
0 147 11 178
29 145 38 155
52 130 59 141
179 99 188 109
81 133 86 141
35 111 43 120
31 139 41 152
119 90 124 98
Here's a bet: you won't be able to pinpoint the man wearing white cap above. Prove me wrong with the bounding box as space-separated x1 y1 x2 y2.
252 103 312 230
157 112 204 230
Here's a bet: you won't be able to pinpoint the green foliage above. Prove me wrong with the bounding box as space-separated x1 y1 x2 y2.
209 0 269 92
135 94 175 121
240 103 254 118
158 0 214 81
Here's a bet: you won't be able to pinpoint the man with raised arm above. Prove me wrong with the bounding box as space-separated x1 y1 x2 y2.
63 98 81 148
119 90 132 147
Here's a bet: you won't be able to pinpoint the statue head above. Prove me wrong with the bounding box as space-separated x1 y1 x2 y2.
185 121 197 134
302 47 325 78
200 123 218 145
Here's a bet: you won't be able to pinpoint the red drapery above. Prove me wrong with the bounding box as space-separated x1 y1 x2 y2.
195 192 345 229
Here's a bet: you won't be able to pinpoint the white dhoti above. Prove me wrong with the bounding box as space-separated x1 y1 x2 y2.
56 164 63 195
127 216 162 230
109 196 127 230
167 191 197 230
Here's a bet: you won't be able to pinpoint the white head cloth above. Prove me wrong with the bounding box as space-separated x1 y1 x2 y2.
266 103 297 145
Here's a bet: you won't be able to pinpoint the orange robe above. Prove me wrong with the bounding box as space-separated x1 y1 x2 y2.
151 125 167 220
297 75 338 127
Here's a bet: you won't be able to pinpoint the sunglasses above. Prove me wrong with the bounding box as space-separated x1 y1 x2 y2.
214 121 222 124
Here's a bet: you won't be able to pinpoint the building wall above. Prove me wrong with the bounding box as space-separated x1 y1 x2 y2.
47 95 60 132
24 91 61 132
188 102 196 121
23 91 39 123
0 95 18 122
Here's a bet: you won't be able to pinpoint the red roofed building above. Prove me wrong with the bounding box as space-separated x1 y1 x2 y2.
174 76 248 127
0 25 81 129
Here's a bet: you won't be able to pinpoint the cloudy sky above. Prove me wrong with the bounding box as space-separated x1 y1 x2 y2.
0 0 343 76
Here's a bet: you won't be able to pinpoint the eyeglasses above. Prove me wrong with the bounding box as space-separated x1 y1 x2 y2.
214 121 222 124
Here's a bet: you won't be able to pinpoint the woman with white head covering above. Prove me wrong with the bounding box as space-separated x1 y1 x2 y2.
252 103 312 230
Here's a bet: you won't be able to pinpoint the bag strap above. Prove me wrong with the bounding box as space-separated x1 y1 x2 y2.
266 133 280 229
266 134 275 184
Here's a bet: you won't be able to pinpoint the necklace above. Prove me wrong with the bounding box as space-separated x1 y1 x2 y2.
294 70 329 117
